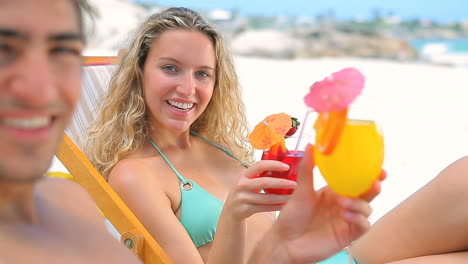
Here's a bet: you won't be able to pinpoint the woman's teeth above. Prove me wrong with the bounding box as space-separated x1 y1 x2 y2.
167 100 194 111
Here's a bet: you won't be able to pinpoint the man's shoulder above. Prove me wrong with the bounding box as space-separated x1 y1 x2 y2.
33 178 112 244
0 225 140 263
0 177 142 263
35 177 87 196
34 177 103 223
0 224 87 264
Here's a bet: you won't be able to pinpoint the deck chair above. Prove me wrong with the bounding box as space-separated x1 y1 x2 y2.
55 56 172 264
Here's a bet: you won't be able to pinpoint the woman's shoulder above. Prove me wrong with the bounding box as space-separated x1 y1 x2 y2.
108 155 173 196
109 157 156 186
111 157 145 175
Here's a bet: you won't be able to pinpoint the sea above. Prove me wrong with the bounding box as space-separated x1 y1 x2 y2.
411 38 468 54
410 38 468 66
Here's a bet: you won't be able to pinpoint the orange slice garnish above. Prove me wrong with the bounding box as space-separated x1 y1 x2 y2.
267 137 287 160
314 108 348 155
249 113 292 149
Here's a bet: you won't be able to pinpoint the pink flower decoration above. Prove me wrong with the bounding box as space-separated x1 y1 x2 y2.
304 67 365 112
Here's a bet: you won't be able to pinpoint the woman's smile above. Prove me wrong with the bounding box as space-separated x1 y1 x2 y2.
166 99 195 112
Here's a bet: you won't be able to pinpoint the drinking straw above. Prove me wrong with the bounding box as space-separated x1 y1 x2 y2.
294 108 313 153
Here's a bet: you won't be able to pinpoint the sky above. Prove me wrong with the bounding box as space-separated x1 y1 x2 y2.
134 0 468 23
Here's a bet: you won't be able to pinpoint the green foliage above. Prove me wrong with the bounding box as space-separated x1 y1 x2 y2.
247 16 278 30
134 1 155 11
336 21 383 37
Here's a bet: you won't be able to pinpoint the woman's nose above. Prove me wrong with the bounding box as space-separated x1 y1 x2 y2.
176 72 196 96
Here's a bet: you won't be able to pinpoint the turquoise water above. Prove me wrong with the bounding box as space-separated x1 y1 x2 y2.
411 38 468 54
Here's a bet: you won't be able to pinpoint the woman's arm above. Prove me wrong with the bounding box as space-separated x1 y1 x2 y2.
208 160 299 264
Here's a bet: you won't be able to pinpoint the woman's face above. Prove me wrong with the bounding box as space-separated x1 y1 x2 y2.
142 29 216 133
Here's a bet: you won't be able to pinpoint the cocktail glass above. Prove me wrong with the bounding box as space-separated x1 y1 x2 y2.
315 119 384 197
259 135 310 195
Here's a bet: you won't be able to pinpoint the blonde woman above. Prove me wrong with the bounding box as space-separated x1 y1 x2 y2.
86 7 377 264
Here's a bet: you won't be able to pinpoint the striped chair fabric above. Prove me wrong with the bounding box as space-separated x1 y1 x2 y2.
66 64 116 150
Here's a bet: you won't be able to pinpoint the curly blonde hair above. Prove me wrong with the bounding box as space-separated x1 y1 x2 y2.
86 7 254 179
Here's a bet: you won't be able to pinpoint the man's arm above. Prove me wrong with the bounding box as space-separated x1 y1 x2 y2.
248 144 380 264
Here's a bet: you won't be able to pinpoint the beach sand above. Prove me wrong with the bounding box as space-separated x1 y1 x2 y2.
49 56 468 224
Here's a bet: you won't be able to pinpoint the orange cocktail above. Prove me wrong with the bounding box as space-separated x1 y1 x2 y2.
315 119 384 197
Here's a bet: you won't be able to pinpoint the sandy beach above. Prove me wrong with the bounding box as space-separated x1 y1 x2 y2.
49 56 468 224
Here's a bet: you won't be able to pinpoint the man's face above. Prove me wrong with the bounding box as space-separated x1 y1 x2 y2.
0 0 84 182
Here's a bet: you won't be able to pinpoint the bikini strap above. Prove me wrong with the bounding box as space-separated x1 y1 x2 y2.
190 130 249 168
146 136 188 184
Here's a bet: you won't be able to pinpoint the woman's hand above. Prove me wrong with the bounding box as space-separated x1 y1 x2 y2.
223 160 298 220
272 144 383 263
210 160 300 264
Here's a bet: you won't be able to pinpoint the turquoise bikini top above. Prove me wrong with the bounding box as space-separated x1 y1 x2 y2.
147 131 248 247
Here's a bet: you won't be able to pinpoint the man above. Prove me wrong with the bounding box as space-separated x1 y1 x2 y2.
0 0 140 262
0 0 378 263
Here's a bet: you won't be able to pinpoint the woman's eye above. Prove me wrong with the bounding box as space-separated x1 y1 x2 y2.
162 65 177 72
196 71 210 77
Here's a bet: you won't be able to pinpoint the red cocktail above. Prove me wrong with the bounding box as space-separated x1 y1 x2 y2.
260 150 304 195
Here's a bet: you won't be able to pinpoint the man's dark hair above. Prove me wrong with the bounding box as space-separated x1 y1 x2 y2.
74 0 96 42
